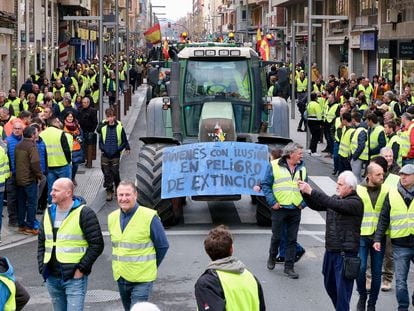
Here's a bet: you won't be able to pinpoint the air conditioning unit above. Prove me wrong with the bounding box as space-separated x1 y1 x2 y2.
386 9 398 23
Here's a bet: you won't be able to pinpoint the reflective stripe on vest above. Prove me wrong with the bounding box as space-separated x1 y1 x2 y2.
386 134 402 166
369 125 385 159
101 123 123 147
388 188 414 239
216 269 260 311
338 127 355 158
271 159 306 207
350 127 369 160
108 206 157 282
40 127 70 167
356 184 389 236
0 275 16 311
43 205 88 264
334 118 341 142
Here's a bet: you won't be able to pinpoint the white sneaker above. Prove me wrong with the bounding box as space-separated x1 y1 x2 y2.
311 152 321 157
305 149 312 154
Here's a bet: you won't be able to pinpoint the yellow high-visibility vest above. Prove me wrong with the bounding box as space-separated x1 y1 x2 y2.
271 158 306 207
43 206 88 263
388 188 414 239
0 275 16 311
108 206 157 282
357 184 389 236
216 269 260 311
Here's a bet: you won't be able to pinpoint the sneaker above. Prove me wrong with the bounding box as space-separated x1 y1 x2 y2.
24 228 39 235
267 256 276 270
106 191 113 201
17 227 27 234
275 256 285 264
305 149 312 154
283 268 299 279
311 152 321 157
381 280 392 292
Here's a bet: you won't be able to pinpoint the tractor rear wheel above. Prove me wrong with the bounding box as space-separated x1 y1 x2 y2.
255 195 271 226
136 143 181 226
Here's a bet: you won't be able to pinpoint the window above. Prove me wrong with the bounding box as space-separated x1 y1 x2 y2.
357 0 378 16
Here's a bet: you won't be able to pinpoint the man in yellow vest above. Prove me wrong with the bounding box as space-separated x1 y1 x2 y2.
384 120 402 166
350 111 368 182
108 180 169 310
38 178 104 310
366 112 386 160
261 142 307 279
355 162 388 311
39 117 72 203
337 112 355 174
195 225 265 311
373 164 414 311
97 108 130 201
296 71 308 132
306 92 323 156
0 256 30 310
323 92 340 158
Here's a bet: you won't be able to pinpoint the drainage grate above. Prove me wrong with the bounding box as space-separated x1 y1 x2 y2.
26 287 120 305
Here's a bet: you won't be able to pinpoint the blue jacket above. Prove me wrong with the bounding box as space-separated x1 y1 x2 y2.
6 133 22 175
36 137 48 174
119 204 169 267
0 256 15 309
261 157 307 209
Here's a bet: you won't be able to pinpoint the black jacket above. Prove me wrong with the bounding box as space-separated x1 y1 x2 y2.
78 106 98 133
374 185 414 248
37 197 104 281
303 190 363 252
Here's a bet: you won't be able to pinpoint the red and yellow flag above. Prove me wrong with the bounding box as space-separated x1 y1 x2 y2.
144 22 161 44
259 37 270 61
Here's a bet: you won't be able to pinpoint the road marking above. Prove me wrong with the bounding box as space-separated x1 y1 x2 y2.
101 229 325 236
309 175 337 196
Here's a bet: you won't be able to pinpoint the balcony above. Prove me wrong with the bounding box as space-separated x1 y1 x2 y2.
59 0 91 10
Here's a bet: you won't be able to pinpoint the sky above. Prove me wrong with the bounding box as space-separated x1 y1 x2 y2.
151 0 193 21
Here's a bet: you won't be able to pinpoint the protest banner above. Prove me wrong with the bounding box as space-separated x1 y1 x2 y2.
161 142 269 199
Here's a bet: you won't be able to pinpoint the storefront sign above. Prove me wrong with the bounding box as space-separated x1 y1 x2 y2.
350 34 360 49
378 40 390 58
360 32 376 51
399 42 414 59
69 37 81 46
161 142 269 198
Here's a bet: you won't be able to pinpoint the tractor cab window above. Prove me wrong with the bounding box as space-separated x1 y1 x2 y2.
184 59 252 136
184 60 251 101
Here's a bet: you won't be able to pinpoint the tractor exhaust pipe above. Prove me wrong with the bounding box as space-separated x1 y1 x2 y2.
170 60 182 142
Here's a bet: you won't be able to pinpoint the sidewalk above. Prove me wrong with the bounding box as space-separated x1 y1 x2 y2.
0 84 149 248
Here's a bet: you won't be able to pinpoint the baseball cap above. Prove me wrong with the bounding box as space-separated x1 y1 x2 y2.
399 164 414 175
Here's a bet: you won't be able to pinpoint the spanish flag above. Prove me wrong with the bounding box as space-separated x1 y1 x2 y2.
259 37 270 61
144 21 161 44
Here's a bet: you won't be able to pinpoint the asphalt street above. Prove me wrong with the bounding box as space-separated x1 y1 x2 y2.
1 98 413 310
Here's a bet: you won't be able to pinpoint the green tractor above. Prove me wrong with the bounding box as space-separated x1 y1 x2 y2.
136 43 291 226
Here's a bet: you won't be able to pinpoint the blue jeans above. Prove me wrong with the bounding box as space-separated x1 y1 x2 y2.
117 278 153 311
17 182 38 229
46 275 88 311
278 223 305 258
393 245 414 310
356 237 385 306
47 165 71 203
322 251 356 311
333 142 339 172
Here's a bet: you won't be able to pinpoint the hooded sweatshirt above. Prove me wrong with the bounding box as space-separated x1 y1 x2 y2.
195 256 265 311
